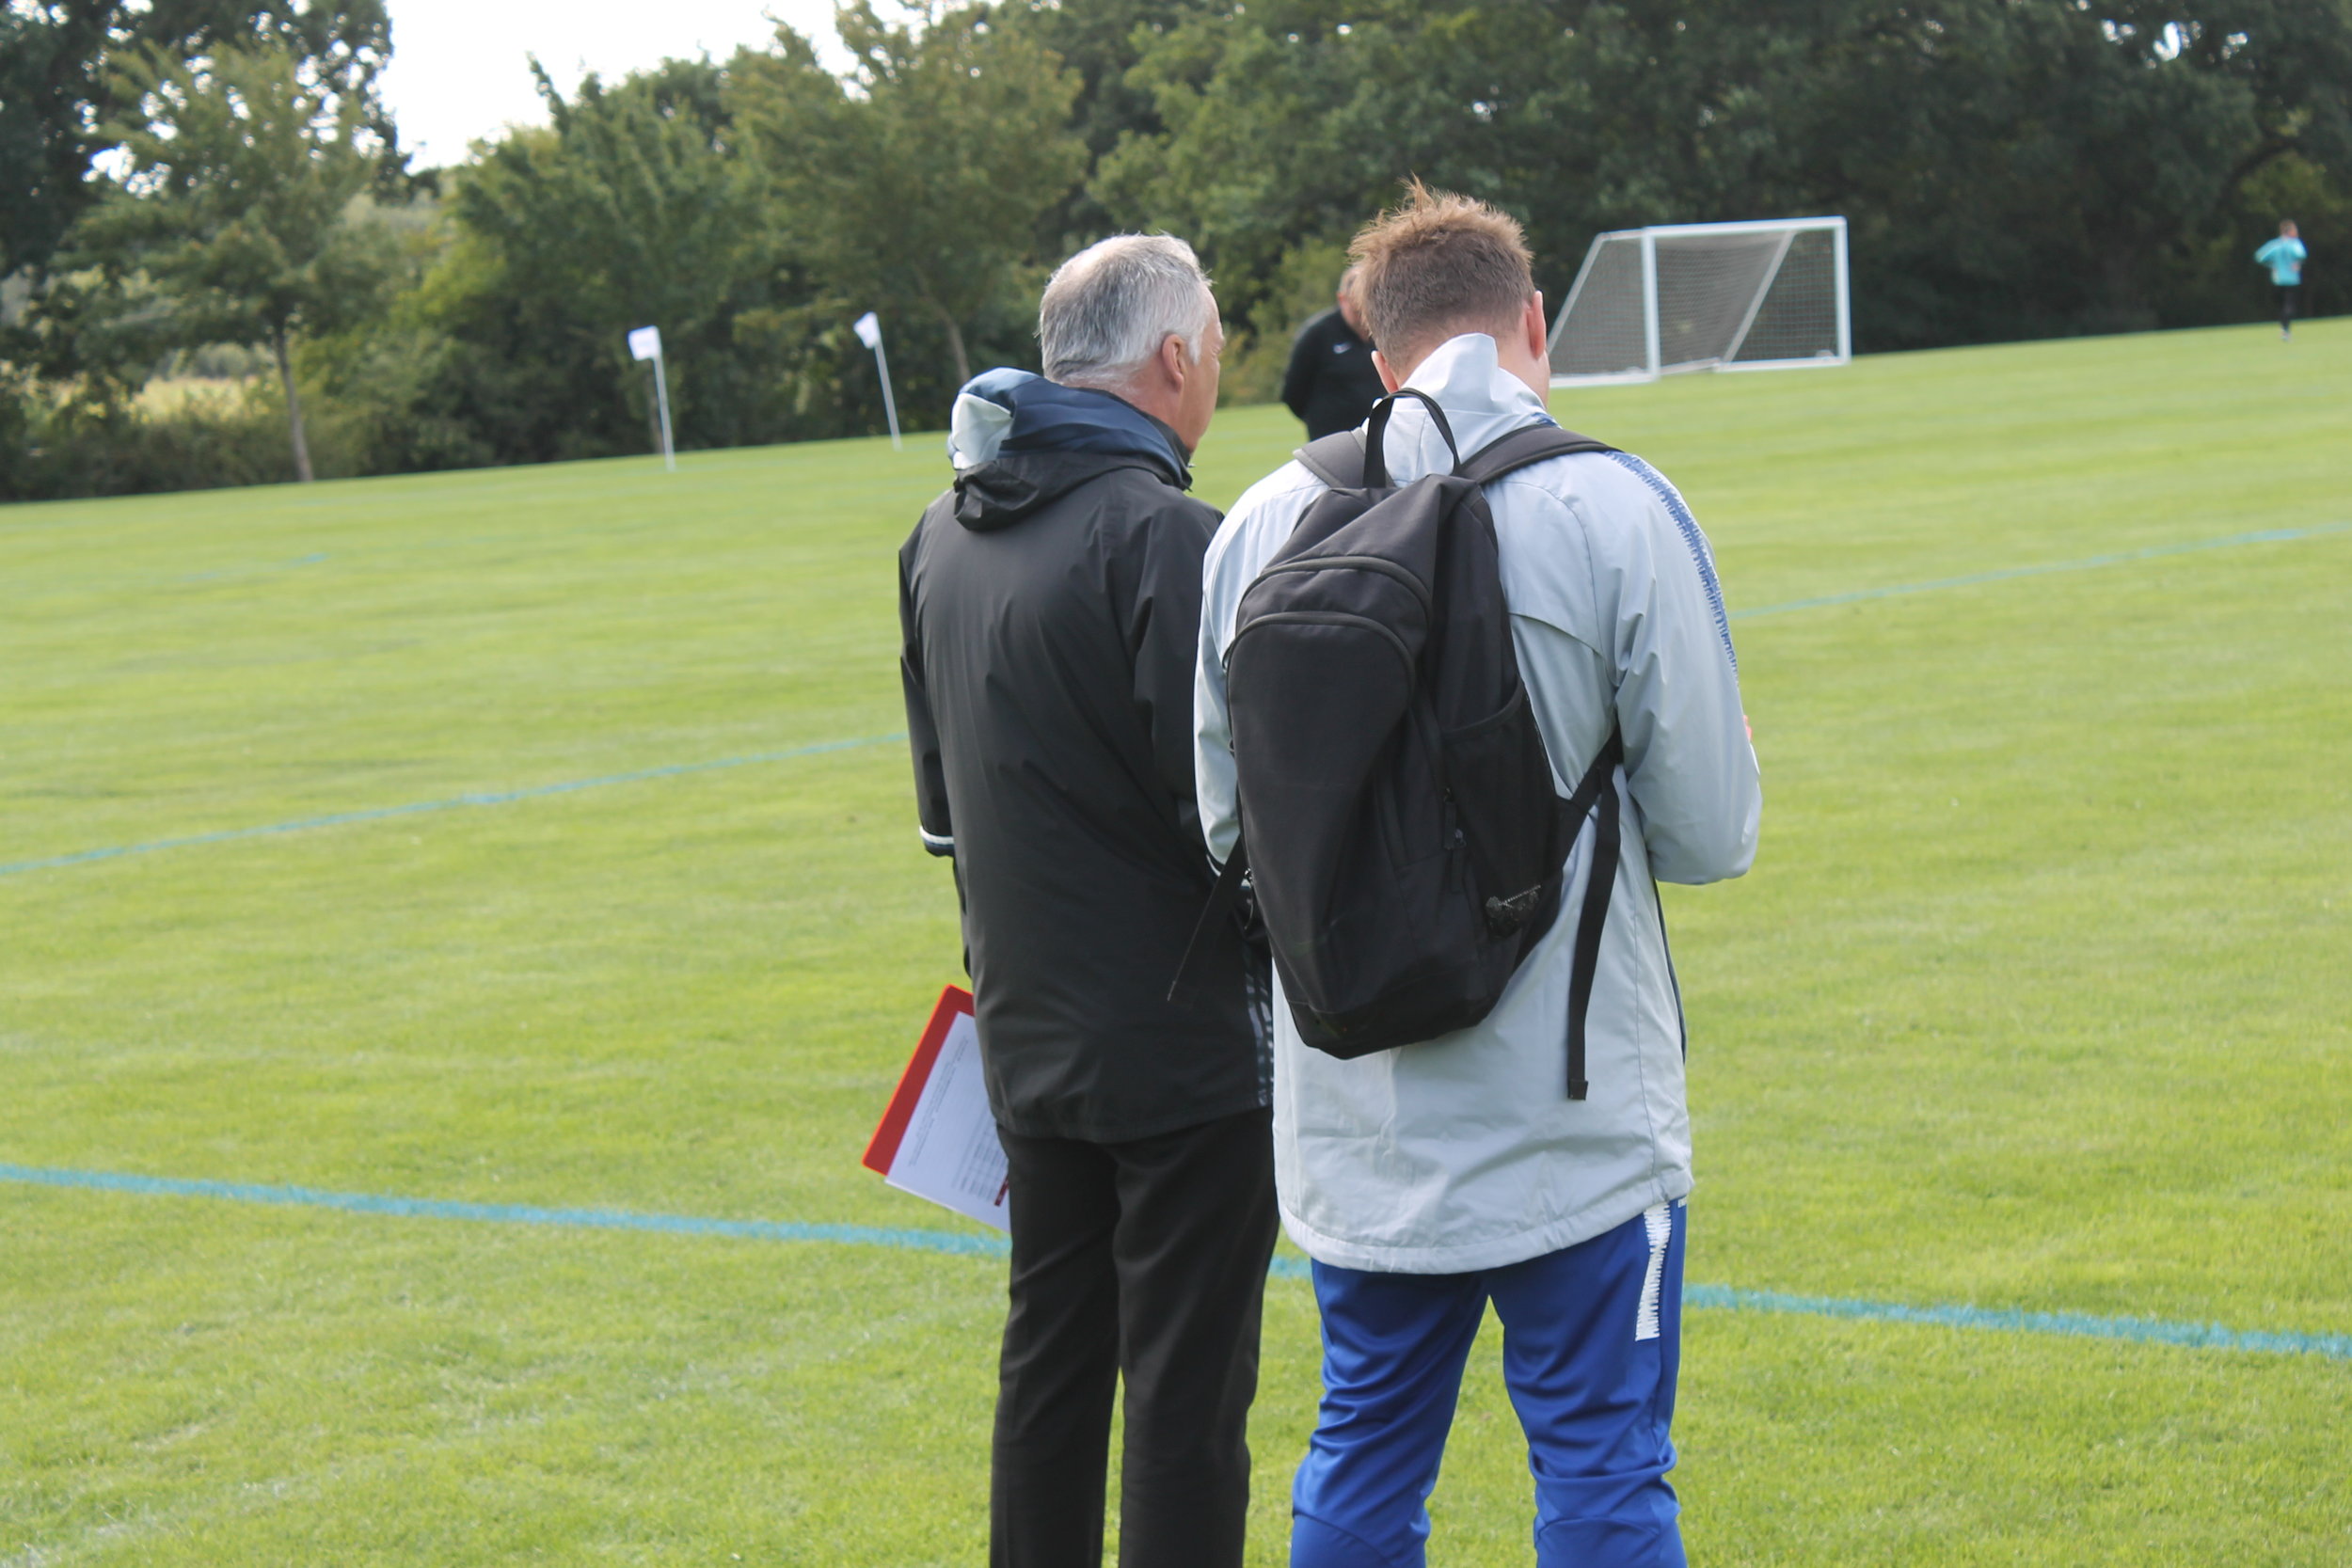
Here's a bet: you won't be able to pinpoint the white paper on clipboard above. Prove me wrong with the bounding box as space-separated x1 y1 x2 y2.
862 988 1009 1231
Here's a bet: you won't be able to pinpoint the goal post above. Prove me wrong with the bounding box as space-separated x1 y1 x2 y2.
1549 216 1851 387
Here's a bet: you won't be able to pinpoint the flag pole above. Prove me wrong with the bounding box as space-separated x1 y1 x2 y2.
854 311 902 451
651 351 675 472
874 337 902 451
627 325 675 471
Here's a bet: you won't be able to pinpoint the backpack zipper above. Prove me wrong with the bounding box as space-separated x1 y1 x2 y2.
1231 610 1416 682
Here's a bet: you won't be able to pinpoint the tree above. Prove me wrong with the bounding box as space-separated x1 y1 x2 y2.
744 2 1086 388
993 0 1215 250
414 51 847 463
1095 0 2352 351
80 40 397 480
0 1 393 278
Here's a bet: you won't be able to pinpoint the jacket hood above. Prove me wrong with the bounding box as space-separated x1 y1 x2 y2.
947 368 1191 531
1372 333 1556 482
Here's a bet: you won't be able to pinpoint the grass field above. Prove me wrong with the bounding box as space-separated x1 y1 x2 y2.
5 317 2349 1566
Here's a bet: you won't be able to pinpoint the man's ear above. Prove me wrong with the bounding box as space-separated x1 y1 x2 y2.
1163 331 1199 395
1373 350 1403 393
1522 293 1548 362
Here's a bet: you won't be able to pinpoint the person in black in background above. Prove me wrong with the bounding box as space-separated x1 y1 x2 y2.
1280 264 1388 438
898 233 1276 1568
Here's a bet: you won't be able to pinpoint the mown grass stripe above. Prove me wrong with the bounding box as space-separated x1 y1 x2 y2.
0 733 907 879
6 1162 2344 1362
1729 519 2352 621
10 520 2346 885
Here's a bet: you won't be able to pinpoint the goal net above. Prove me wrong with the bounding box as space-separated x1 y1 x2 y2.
1548 217 1850 386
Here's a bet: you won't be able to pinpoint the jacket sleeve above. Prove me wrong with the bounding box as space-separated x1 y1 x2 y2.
898 543 954 858
1120 502 1219 854
1602 463 1761 884
1195 467 1324 867
1280 319 1319 420
1195 540 1241 868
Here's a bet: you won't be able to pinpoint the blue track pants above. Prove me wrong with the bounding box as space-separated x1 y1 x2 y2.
1292 1200 1686 1568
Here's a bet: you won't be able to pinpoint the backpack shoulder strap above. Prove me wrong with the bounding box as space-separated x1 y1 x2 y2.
1457 423 1615 486
1293 431 1367 491
1293 403 1581 491
1555 726 1624 1101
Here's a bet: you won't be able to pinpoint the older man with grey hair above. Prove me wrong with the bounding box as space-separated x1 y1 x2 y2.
898 234 1275 1568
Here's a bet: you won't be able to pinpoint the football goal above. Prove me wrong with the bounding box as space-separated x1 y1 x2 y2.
1548 216 1850 386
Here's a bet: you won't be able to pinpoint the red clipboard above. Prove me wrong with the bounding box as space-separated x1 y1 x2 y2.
861 987 1008 1230
863 985 975 1175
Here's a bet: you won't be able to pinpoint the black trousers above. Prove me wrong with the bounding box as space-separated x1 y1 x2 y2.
2280 282 2301 331
991 1105 1279 1568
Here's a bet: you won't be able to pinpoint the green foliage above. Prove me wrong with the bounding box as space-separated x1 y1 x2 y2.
0 374 359 499
741 2 1087 386
993 0 1209 245
11 0 2352 499
1096 0 2352 349
1216 234 1351 405
68 39 400 480
389 55 840 464
86 42 393 343
0 0 394 277
303 13 1083 473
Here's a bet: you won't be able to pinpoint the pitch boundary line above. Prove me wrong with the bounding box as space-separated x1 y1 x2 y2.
5 1162 2344 1364
0 733 906 879
1729 519 2351 620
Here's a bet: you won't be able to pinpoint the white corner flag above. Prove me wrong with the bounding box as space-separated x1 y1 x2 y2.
853 311 902 451
628 325 675 472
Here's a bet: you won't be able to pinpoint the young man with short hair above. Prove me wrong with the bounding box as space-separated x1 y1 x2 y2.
902 233 1276 1568
1195 185 1761 1567
2255 219 2308 340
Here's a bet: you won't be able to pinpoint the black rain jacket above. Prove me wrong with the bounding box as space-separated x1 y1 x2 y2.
1281 307 1388 440
898 378 1265 1142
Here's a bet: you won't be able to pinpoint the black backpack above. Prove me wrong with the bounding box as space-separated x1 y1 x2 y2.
1177 390 1626 1100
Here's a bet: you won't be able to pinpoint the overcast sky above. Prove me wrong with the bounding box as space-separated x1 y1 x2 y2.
379 0 849 167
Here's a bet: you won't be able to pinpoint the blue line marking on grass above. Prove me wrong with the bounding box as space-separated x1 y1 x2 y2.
0 733 907 879
1683 1284 2352 1360
5 1162 2344 1362
183 551 330 583
0 1163 1010 1259
1730 519 2352 621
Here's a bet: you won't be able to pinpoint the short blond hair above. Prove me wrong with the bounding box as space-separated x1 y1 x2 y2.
1348 181 1534 365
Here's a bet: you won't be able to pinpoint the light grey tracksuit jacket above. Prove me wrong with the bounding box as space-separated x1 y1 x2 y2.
1194 332 1762 1274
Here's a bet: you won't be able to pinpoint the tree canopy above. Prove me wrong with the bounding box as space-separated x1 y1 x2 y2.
1095 0 2352 348
7 0 2351 499
74 39 396 479
0 0 394 276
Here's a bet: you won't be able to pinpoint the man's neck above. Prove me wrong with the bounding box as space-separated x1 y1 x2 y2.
1068 376 1180 436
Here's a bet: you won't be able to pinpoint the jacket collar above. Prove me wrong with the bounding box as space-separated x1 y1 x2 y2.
1373 334 1555 483
948 368 1191 488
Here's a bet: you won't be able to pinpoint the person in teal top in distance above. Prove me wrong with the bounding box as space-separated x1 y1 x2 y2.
2255 220 2308 339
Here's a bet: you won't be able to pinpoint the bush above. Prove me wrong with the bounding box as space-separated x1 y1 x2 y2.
0 378 354 502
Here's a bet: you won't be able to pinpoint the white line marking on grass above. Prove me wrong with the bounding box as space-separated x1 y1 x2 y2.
1731 520 2351 621
0 734 906 879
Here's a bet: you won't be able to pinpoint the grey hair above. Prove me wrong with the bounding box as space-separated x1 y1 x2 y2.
1040 234 1216 388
